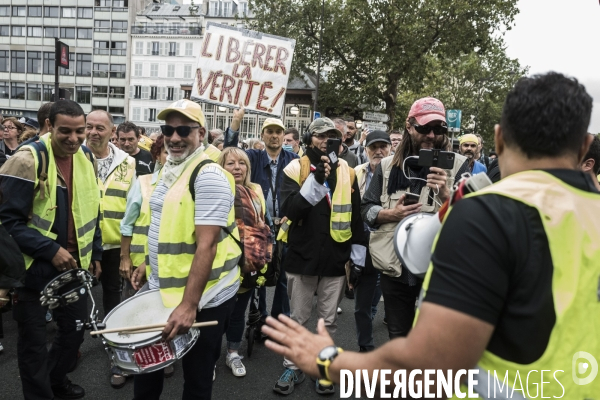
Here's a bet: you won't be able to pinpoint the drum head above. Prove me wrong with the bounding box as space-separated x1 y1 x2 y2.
103 290 174 344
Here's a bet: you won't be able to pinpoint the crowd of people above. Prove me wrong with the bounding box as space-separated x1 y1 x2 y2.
0 71 598 400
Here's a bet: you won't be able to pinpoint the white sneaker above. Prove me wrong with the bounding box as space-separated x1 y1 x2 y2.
337 307 342 314
226 353 247 377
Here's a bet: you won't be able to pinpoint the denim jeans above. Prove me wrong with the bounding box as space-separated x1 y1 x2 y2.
225 289 254 351
133 296 235 400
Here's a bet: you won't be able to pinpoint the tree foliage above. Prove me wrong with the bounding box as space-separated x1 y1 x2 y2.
248 0 524 142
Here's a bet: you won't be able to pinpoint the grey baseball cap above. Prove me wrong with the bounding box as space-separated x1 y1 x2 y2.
307 117 343 138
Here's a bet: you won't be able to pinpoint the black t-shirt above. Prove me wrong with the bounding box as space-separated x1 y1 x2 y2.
424 169 599 364
132 149 153 176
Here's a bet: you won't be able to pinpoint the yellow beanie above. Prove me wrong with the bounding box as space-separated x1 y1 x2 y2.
459 134 479 146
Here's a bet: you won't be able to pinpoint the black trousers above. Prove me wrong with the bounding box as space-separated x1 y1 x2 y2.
133 296 236 400
380 274 422 339
13 283 88 400
100 248 121 316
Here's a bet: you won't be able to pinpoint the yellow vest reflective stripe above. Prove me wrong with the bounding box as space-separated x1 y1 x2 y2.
22 134 99 269
421 171 600 399
204 144 221 162
279 157 353 243
154 152 241 307
99 156 136 245
130 174 153 268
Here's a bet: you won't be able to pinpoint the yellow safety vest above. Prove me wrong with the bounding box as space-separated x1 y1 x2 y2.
420 170 600 399
277 156 354 243
22 134 99 269
204 144 221 162
98 154 136 245
130 174 154 276
153 152 241 307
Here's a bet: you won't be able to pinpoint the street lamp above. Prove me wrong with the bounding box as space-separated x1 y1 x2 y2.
355 120 362 129
312 0 324 120
218 106 227 112
290 105 300 116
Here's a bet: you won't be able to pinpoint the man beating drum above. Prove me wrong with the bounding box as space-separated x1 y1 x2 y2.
129 99 242 399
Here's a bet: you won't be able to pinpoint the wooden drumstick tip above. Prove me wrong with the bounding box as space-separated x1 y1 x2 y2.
0 297 9 302
90 320 218 336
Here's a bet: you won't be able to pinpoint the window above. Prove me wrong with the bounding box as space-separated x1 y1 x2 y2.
148 108 156 122
135 42 143 55
11 82 25 99
61 7 76 18
42 85 53 101
223 1 232 17
44 7 59 17
0 82 9 99
150 64 158 77
167 65 175 78
76 54 92 76
94 41 109 55
27 52 42 74
141 86 148 99
93 63 108 77
44 27 59 38
239 2 248 17
113 0 128 8
151 42 159 56
28 6 42 17
209 1 218 16
185 43 193 56
112 20 127 32
43 52 55 74
109 106 124 114
110 64 126 78
95 0 111 7
27 27 42 37
78 7 93 18
0 26 9 37
27 84 41 101
59 54 75 76
183 65 192 79
94 20 110 32
12 26 25 37
134 86 141 99
132 108 140 121
78 28 93 39
0 6 9 16
167 87 174 101
111 41 127 56
11 51 25 73
0 51 8 72
134 63 142 77
169 42 176 56
76 86 91 104
13 6 26 17
60 28 76 39
150 86 157 100
93 86 108 97
109 87 125 98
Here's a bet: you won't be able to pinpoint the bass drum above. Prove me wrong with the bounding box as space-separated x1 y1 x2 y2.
101 289 199 374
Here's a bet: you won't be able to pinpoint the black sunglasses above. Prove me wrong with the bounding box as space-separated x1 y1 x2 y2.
160 125 201 137
412 123 448 136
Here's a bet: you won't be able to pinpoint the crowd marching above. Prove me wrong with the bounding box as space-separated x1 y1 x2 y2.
0 71 599 400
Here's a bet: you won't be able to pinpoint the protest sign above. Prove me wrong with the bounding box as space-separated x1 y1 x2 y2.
191 22 296 117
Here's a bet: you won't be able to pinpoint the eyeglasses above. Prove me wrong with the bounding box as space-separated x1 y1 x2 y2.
312 133 339 140
412 123 448 136
3 125 17 131
160 125 200 138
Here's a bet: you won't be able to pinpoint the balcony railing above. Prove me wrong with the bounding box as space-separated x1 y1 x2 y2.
168 51 176 56
132 27 201 35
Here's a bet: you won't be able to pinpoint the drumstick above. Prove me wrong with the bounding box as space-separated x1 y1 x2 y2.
117 321 219 335
0 298 9 302
90 320 218 336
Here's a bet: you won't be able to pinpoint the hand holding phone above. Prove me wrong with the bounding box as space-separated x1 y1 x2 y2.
402 192 420 206
326 138 341 165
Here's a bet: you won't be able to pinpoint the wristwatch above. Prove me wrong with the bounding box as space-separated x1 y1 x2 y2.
316 346 344 383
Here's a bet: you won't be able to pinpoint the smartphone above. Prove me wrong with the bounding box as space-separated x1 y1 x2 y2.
326 138 341 165
402 192 420 206
418 149 455 169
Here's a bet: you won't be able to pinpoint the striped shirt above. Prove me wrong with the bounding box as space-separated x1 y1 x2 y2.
147 164 239 308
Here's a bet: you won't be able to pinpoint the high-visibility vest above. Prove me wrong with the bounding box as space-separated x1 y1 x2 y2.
98 155 136 245
420 170 600 399
130 174 154 276
22 134 99 269
153 152 242 307
277 156 354 243
204 144 221 162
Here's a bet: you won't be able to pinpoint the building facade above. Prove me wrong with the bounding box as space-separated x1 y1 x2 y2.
0 0 144 123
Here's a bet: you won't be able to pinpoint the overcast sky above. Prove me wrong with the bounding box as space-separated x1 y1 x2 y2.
504 0 600 133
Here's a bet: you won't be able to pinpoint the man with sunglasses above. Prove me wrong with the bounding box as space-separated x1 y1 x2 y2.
131 99 241 400
271 118 367 396
360 97 469 341
459 133 488 174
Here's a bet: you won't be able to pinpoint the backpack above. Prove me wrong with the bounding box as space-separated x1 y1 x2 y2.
27 140 95 182
189 160 273 276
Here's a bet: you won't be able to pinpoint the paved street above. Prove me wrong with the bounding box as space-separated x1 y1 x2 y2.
0 285 388 399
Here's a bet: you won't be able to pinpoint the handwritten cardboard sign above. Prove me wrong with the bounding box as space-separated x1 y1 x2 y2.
192 22 296 117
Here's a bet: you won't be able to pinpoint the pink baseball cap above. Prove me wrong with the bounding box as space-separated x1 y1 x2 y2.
408 97 446 125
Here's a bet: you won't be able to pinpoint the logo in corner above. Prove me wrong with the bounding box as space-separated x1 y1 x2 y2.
572 351 598 385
